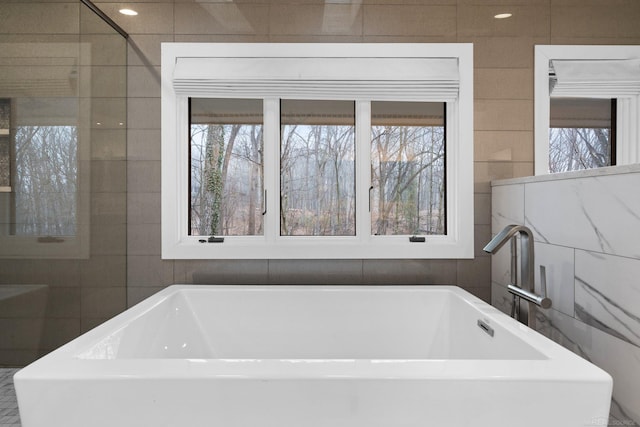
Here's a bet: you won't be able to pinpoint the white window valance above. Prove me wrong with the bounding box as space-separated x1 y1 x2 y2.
162 43 474 259
535 45 640 175
550 58 640 98
172 57 460 101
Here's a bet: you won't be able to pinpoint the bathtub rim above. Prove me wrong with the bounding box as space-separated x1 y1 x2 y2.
14 285 613 386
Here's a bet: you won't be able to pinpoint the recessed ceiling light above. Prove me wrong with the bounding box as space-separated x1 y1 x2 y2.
119 8 138 16
494 13 513 19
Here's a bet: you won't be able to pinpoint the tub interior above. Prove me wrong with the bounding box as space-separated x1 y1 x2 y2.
77 287 546 361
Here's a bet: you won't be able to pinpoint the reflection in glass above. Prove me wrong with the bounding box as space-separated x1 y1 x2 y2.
371 101 445 236
280 100 355 236
190 98 264 236
14 125 77 235
0 0 128 367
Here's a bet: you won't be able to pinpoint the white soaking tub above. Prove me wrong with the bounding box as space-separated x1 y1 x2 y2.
15 285 612 427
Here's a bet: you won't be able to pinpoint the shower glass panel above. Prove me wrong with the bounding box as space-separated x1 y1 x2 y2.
0 1 127 367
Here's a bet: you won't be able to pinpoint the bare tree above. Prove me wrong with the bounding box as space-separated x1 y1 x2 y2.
190 123 263 236
549 127 610 173
371 124 445 236
14 125 77 236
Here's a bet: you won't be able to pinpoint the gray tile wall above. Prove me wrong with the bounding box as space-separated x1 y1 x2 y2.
101 0 640 307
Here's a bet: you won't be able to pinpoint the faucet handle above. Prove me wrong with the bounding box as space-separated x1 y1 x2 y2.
538 265 552 309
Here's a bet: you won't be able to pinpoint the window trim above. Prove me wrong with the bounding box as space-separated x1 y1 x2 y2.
535 45 640 175
161 43 474 259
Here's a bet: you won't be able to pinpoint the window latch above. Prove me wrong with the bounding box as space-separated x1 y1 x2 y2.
262 189 267 215
199 236 225 243
409 235 425 243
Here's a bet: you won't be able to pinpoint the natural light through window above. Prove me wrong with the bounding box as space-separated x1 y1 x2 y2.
548 98 614 173
370 101 445 236
162 43 474 259
280 100 355 237
189 98 264 237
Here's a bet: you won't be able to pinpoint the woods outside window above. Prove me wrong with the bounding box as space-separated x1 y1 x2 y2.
162 43 474 259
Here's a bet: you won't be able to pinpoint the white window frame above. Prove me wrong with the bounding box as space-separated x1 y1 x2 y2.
161 43 474 259
535 45 640 175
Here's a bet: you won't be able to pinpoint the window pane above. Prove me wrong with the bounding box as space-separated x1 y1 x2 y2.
549 98 614 173
280 100 355 236
189 98 263 236
14 126 77 236
371 101 445 236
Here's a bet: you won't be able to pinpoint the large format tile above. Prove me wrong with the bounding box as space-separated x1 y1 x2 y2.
127 223 162 255
91 129 127 160
81 286 126 319
269 259 363 285
128 192 161 224
456 257 491 288
128 98 160 130
270 4 362 36
362 259 457 285
128 160 161 193
475 99 534 131
128 35 174 68
127 255 174 287
0 3 79 34
474 161 516 193
90 160 126 192
474 131 533 162
470 36 549 69
127 65 161 98
363 5 456 37
524 173 640 258
491 183 525 234
458 5 550 38
79 256 127 288
175 3 269 35
491 281 514 317
127 129 161 161
475 69 533 101
536 307 640 424
490 243 512 288
551 3 640 39
93 3 174 35
174 259 269 284
575 250 640 349
474 193 491 225
534 242 574 317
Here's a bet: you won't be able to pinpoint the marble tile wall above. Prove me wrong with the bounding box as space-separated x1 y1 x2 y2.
491 165 640 425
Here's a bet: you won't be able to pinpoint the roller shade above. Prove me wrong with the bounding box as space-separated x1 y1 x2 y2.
551 58 640 97
173 57 460 101
550 98 612 128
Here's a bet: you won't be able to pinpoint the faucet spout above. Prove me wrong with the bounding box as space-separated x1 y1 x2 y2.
483 224 531 254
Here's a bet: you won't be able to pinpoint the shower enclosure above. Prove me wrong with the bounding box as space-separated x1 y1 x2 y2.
0 0 128 367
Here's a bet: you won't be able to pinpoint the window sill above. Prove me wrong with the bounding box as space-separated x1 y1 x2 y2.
162 235 473 260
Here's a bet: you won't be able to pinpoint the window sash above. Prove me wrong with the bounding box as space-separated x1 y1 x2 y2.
161 43 474 259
